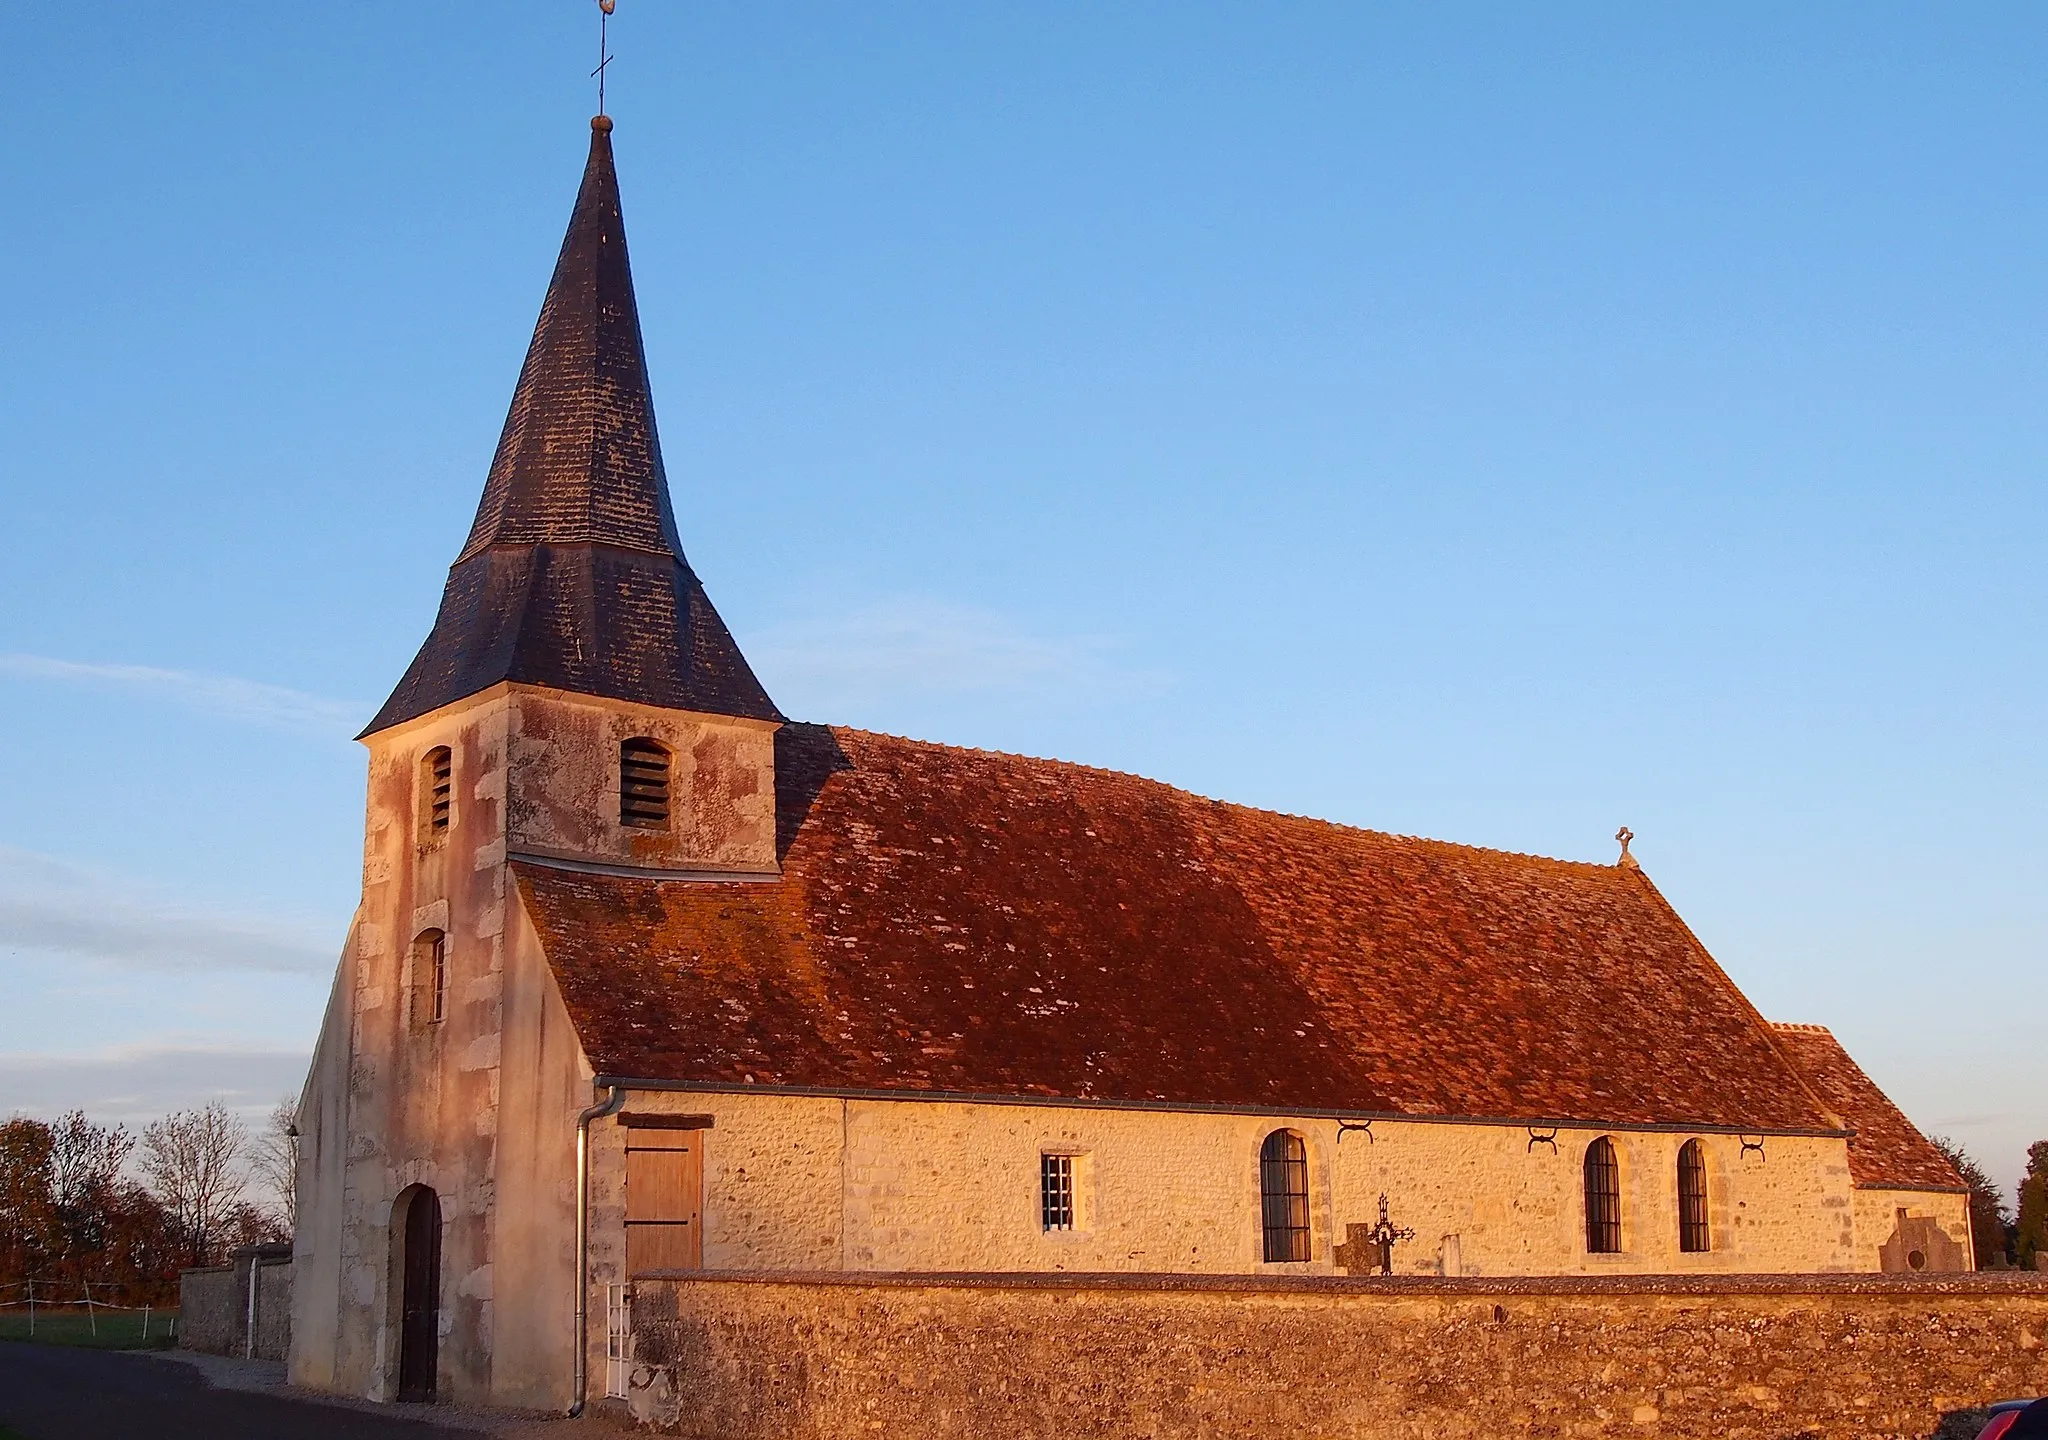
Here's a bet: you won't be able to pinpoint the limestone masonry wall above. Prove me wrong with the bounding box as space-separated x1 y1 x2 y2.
628 1272 2048 1440
592 1090 1958 1281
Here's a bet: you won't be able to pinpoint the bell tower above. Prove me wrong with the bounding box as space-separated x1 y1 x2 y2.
299 116 779 1404
359 111 782 880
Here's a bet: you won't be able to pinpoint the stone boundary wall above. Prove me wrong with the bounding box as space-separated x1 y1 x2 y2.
178 1246 292 1361
176 1265 237 1355
625 1271 2048 1440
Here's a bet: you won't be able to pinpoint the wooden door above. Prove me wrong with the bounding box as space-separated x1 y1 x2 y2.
626 1130 703 1275
397 1187 441 1401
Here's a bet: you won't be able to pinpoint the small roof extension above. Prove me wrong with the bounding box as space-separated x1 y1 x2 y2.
1770 1023 1966 1192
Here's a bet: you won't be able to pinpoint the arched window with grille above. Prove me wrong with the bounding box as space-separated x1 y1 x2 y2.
1584 1136 1621 1253
420 746 452 841
619 738 672 830
412 930 447 1030
1259 1129 1310 1262
1678 1139 1710 1253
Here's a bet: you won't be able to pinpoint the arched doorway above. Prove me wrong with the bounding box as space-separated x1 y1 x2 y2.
395 1185 441 1402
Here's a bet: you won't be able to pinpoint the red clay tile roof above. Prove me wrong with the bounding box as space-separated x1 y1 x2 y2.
515 725 1846 1132
1769 1024 1964 1191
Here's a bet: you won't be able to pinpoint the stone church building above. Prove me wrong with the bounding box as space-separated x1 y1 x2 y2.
289 117 1971 1412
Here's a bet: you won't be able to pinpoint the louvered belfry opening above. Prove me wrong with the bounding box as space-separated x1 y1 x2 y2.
619 738 672 829
422 747 452 839
1259 1130 1311 1262
1584 1137 1622 1253
1678 1139 1711 1252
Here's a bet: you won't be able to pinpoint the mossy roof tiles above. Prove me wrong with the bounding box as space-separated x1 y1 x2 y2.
517 725 1856 1135
1770 1023 1965 1191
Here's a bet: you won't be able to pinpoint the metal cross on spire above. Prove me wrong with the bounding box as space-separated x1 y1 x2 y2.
594 0 617 117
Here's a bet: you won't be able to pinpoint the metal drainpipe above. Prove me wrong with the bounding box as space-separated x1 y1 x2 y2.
244 1253 259 1360
568 1083 626 1417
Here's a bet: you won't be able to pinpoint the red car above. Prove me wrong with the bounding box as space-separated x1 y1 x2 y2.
1980 1399 2048 1439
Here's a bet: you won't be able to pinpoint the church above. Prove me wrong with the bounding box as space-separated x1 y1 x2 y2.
288 116 1971 1413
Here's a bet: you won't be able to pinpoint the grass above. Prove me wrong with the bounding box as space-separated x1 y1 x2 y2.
0 1309 179 1350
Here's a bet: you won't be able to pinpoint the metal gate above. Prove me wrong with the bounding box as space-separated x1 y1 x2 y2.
604 1284 632 1399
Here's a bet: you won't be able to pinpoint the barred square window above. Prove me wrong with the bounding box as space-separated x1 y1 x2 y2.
1040 1153 1074 1232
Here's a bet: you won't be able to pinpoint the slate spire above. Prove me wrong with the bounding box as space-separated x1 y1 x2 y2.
363 117 779 737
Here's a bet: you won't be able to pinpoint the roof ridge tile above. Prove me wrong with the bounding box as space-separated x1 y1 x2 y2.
820 724 1620 874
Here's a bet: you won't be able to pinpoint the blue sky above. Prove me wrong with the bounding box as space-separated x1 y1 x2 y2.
0 4 2041 1199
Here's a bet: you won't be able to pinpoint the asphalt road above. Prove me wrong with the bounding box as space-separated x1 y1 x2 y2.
0 1345 485 1440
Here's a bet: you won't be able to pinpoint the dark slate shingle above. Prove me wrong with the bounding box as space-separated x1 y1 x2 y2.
363 118 778 737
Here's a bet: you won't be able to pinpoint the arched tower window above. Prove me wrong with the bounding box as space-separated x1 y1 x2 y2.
412 930 447 1029
420 747 452 841
619 738 672 830
1584 1136 1621 1253
1259 1129 1310 1262
1678 1139 1710 1253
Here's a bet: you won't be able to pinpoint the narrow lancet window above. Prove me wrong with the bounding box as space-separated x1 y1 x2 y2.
1584 1136 1621 1253
1260 1130 1310 1262
412 930 447 1029
619 738 672 829
1678 1139 1710 1253
421 747 452 840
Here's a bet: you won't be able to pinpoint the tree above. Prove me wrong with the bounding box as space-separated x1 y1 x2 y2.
0 1112 180 1303
91 1182 182 1306
250 1097 300 1233
2018 1140 2048 1272
139 1102 249 1268
47 1110 133 1265
1932 1136 2012 1269
0 1116 61 1279
220 1201 290 1252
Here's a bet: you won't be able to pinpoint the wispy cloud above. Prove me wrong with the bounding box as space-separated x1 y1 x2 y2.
0 653 363 737
751 596 1154 709
0 1043 311 1126
0 846 336 975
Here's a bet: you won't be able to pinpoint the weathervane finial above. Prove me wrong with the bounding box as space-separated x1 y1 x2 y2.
594 0 617 118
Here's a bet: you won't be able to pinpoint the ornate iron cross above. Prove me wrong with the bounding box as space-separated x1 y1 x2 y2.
1364 1193 1415 1275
